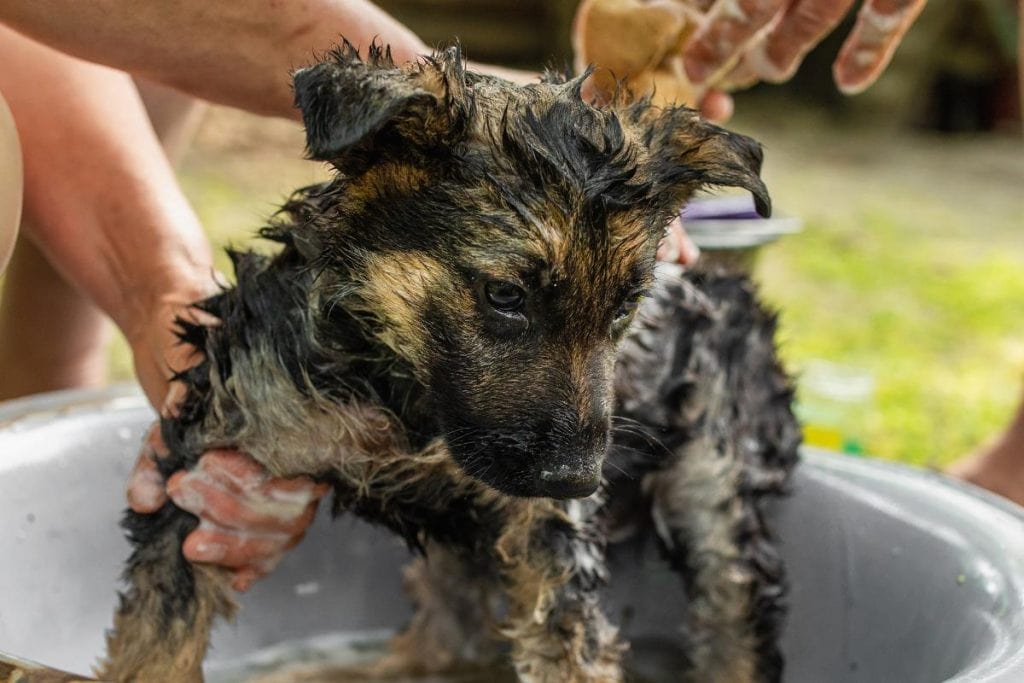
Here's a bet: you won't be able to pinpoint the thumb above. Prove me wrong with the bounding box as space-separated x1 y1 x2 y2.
126 423 170 513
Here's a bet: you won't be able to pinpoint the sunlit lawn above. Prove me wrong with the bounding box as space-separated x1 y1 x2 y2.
744 109 1024 467
109 105 1024 469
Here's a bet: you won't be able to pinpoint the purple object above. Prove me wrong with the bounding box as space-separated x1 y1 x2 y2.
682 195 763 221
680 195 801 255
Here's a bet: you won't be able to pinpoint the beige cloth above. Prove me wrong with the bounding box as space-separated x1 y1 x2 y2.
572 0 703 106
0 88 22 275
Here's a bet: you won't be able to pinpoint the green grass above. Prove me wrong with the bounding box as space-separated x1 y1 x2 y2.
110 106 1024 469
757 212 1024 467
744 113 1024 467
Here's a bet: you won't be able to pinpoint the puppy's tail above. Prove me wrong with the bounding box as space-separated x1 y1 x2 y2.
97 504 236 683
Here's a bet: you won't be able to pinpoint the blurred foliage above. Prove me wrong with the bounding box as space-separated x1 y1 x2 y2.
977 0 1019 61
759 213 1024 468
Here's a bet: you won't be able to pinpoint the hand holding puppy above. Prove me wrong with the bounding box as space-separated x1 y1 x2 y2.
128 427 327 592
126 298 328 593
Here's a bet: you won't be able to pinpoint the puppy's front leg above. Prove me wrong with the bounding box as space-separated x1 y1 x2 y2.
386 542 505 670
646 436 785 683
498 499 624 683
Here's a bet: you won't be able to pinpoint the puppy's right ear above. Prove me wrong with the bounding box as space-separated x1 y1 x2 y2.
293 42 467 163
642 106 771 219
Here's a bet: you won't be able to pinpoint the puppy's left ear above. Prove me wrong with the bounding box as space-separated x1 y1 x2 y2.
644 108 771 218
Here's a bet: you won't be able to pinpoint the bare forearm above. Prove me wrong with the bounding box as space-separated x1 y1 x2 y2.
2 1 539 119
2 0 430 119
0 27 214 338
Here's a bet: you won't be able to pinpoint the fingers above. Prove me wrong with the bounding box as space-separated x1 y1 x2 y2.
745 0 857 83
182 507 316 593
167 450 326 534
684 0 789 84
126 427 327 593
181 524 290 571
833 0 928 94
230 568 263 593
699 89 735 123
657 217 701 266
125 423 169 513
160 379 188 419
716 56 761 91
141 446 327 593
172 448 327 593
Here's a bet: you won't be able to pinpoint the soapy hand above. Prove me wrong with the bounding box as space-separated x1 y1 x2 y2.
125 296 328 593
573 0 927 110
684 0 929 94
127 425 329 592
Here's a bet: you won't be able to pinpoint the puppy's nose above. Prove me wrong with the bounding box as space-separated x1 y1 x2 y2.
536 463 602 499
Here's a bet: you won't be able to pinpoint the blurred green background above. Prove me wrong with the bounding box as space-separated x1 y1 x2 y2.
108 0 1022 469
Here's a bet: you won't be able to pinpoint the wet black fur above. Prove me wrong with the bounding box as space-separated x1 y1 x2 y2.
112 42 798 682
609 272 800 679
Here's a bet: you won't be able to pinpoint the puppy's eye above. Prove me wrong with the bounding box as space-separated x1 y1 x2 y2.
484 281 526 312
614 299 640 322
615 300 638 321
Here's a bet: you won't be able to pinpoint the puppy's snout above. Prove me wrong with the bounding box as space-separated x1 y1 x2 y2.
532 415 608 499
536 460 603 499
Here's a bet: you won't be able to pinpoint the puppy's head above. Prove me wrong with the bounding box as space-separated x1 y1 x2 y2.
291 43 769 498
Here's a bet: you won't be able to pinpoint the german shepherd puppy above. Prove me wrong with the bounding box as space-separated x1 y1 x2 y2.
100 43 798 683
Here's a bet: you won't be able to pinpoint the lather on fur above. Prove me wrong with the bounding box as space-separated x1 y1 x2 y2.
98 42 798 683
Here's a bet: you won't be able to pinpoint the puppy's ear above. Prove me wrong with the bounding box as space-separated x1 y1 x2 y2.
293 41 469 162
644 107 771 217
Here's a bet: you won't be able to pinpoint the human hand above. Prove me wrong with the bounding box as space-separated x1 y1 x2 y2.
125 290 328 592
575 0 926 117
684 0 929 94
657 217 701 266
128 425 329 592
571 0 734 122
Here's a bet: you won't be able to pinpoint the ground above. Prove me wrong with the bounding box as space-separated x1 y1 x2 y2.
107 103 1024 470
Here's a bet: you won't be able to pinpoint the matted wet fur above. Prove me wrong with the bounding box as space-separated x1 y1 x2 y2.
99 43 798 683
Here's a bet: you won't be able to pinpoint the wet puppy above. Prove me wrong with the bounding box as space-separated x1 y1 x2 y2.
100 43 798 683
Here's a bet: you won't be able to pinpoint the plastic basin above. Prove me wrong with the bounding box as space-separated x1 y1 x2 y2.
1 387 1022 681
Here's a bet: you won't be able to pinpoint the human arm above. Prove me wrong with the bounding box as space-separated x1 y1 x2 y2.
0 26 322 588
0 25 214 404
1 0 537 120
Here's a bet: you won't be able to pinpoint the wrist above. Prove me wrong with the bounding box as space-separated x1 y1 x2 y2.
121 262 222 412
119 264 219 345
91 192 217 343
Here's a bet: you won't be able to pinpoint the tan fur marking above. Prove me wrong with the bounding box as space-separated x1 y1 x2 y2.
411 64 447 98
98 565 235 683
608 214 655 254
356 252 454 369
343 163 432 208
526 219 569 270
568 345 595 422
